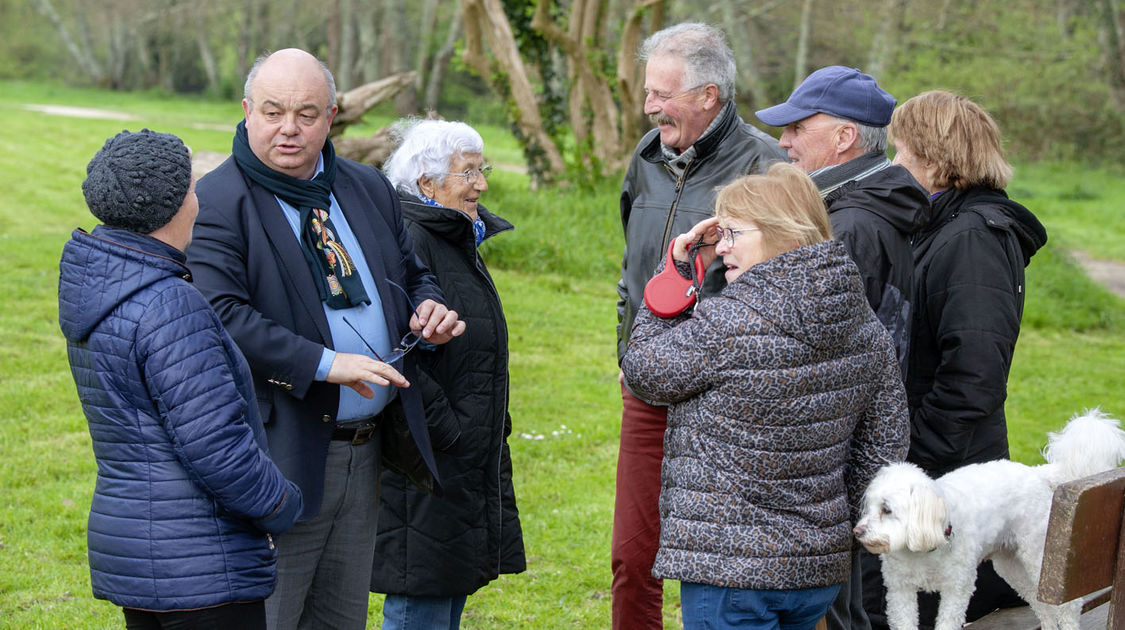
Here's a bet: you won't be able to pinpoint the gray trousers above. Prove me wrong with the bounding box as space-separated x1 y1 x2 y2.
826 550 872 630
266 436 381 630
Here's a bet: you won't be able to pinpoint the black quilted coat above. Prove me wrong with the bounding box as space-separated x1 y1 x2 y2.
370 193 526 597
906 186 1047 476
622 240 909 590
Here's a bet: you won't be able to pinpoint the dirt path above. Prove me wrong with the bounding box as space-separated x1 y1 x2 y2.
1072 251 1125 298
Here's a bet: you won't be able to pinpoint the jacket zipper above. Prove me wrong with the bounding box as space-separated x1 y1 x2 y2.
659 162 693 252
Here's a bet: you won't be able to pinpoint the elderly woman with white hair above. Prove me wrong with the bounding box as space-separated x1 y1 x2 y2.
372 119 525 630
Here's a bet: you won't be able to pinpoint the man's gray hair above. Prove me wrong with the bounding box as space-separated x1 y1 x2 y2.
243 52 338 108
383 119 484 197
833 116 888 153
639 23 736 104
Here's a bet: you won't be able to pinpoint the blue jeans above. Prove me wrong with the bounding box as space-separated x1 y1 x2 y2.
382 594 468 630
681 582 842 630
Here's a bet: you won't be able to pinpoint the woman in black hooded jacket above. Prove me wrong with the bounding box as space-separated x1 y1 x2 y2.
372 119 524 630
864 89 1049 630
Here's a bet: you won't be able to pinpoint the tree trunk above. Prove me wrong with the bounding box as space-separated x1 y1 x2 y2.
337 0 356 92
1057 0 1079 38
866 0 906 80
533 0 628 172
617 0 662 152
358 2 380 83
461 0 566 181
794 0 813 87
424 11 462 111
29 0 105 83
331 72 418 135
106 17 128 89
1098 0 1125 109
378 0 415 113
195 1 221 94
413 0 440 99
236 0 264 87
721 0 766 110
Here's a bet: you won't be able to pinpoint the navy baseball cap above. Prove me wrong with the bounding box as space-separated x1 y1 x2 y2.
756 66 896 128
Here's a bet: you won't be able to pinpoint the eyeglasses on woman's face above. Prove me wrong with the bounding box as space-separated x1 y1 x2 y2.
342 280 422 364
445 165 492 184
714 224 761 248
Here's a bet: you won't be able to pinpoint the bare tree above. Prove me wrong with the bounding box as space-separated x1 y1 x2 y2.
720 0 768 110
461 0 567 179
237 0 267 84
195 1 221 94
1097 0 1125 109
532 0 627 171
412 0 440 103
794 0 813 87
460 0 663 180
424 10 463 111
617 0 664 151
357 2 381 82
866 0 906 79
29 0 105 83
336 0 357 91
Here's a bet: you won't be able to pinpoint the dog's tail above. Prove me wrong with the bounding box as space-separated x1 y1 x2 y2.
1040 408 1125 486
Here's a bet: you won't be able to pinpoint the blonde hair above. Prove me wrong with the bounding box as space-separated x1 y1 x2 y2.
889 90 1012 190
714 162 833 256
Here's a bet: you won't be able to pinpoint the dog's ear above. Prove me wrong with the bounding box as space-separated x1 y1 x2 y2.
905 482 948 552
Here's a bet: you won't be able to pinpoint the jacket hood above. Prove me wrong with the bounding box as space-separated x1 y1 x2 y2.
931 186 1047 265
823 162 931 234
58 225 191 342
397 191 513 244
724 240 868 350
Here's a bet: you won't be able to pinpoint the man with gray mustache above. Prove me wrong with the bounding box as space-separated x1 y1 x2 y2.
613 22 785 629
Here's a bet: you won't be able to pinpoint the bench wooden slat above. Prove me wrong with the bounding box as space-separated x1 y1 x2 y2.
1039 467 1125 606
965 601 1110 630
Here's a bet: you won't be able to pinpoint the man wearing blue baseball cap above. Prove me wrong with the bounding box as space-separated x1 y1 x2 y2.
757 66 930 630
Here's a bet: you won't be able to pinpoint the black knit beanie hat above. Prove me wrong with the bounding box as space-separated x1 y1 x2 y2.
82 128 192 234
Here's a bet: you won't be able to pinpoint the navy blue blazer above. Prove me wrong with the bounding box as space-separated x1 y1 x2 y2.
186 155 442 517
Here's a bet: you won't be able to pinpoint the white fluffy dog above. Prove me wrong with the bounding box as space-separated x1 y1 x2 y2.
853 409 1125 630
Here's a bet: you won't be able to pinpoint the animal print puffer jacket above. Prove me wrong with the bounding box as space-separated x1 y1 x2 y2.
622 239 909 590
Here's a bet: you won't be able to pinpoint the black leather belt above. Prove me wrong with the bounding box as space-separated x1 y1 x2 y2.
331 421 379 445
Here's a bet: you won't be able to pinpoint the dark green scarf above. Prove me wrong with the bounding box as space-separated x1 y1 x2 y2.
232 120 369 309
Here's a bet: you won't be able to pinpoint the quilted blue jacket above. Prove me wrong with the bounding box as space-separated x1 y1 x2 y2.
57 225 302 611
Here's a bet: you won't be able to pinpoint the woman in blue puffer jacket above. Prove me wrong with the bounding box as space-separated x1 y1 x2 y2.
57 129 303 630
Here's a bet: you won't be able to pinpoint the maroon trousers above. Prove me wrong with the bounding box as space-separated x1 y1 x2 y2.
611 383 668 629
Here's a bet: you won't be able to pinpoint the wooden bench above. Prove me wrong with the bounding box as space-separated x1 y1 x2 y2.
965 466 1125 630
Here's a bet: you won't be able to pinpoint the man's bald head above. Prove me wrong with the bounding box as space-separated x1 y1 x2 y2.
244 48 337 110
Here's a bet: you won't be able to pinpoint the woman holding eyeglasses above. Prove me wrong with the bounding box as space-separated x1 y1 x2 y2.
373 119 524 630
621 162 908 630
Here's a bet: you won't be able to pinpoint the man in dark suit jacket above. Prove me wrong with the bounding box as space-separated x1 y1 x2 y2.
186 48 465 630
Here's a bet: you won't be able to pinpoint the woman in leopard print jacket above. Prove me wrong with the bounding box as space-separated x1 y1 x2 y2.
622 163 909 630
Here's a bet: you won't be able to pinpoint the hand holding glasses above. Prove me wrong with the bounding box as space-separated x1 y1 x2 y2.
342 280 423 364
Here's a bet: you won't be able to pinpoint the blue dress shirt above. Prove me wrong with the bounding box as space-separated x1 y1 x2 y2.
274 160 395 421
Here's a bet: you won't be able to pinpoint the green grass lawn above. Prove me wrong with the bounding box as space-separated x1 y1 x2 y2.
1 80 1123 628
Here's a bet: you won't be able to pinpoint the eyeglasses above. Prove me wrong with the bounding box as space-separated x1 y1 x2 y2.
643 84 705 104
342 280 422 364
715 225 761 248
445 165 492 184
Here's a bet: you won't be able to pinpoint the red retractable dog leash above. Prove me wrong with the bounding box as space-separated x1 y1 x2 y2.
643 238 709 318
